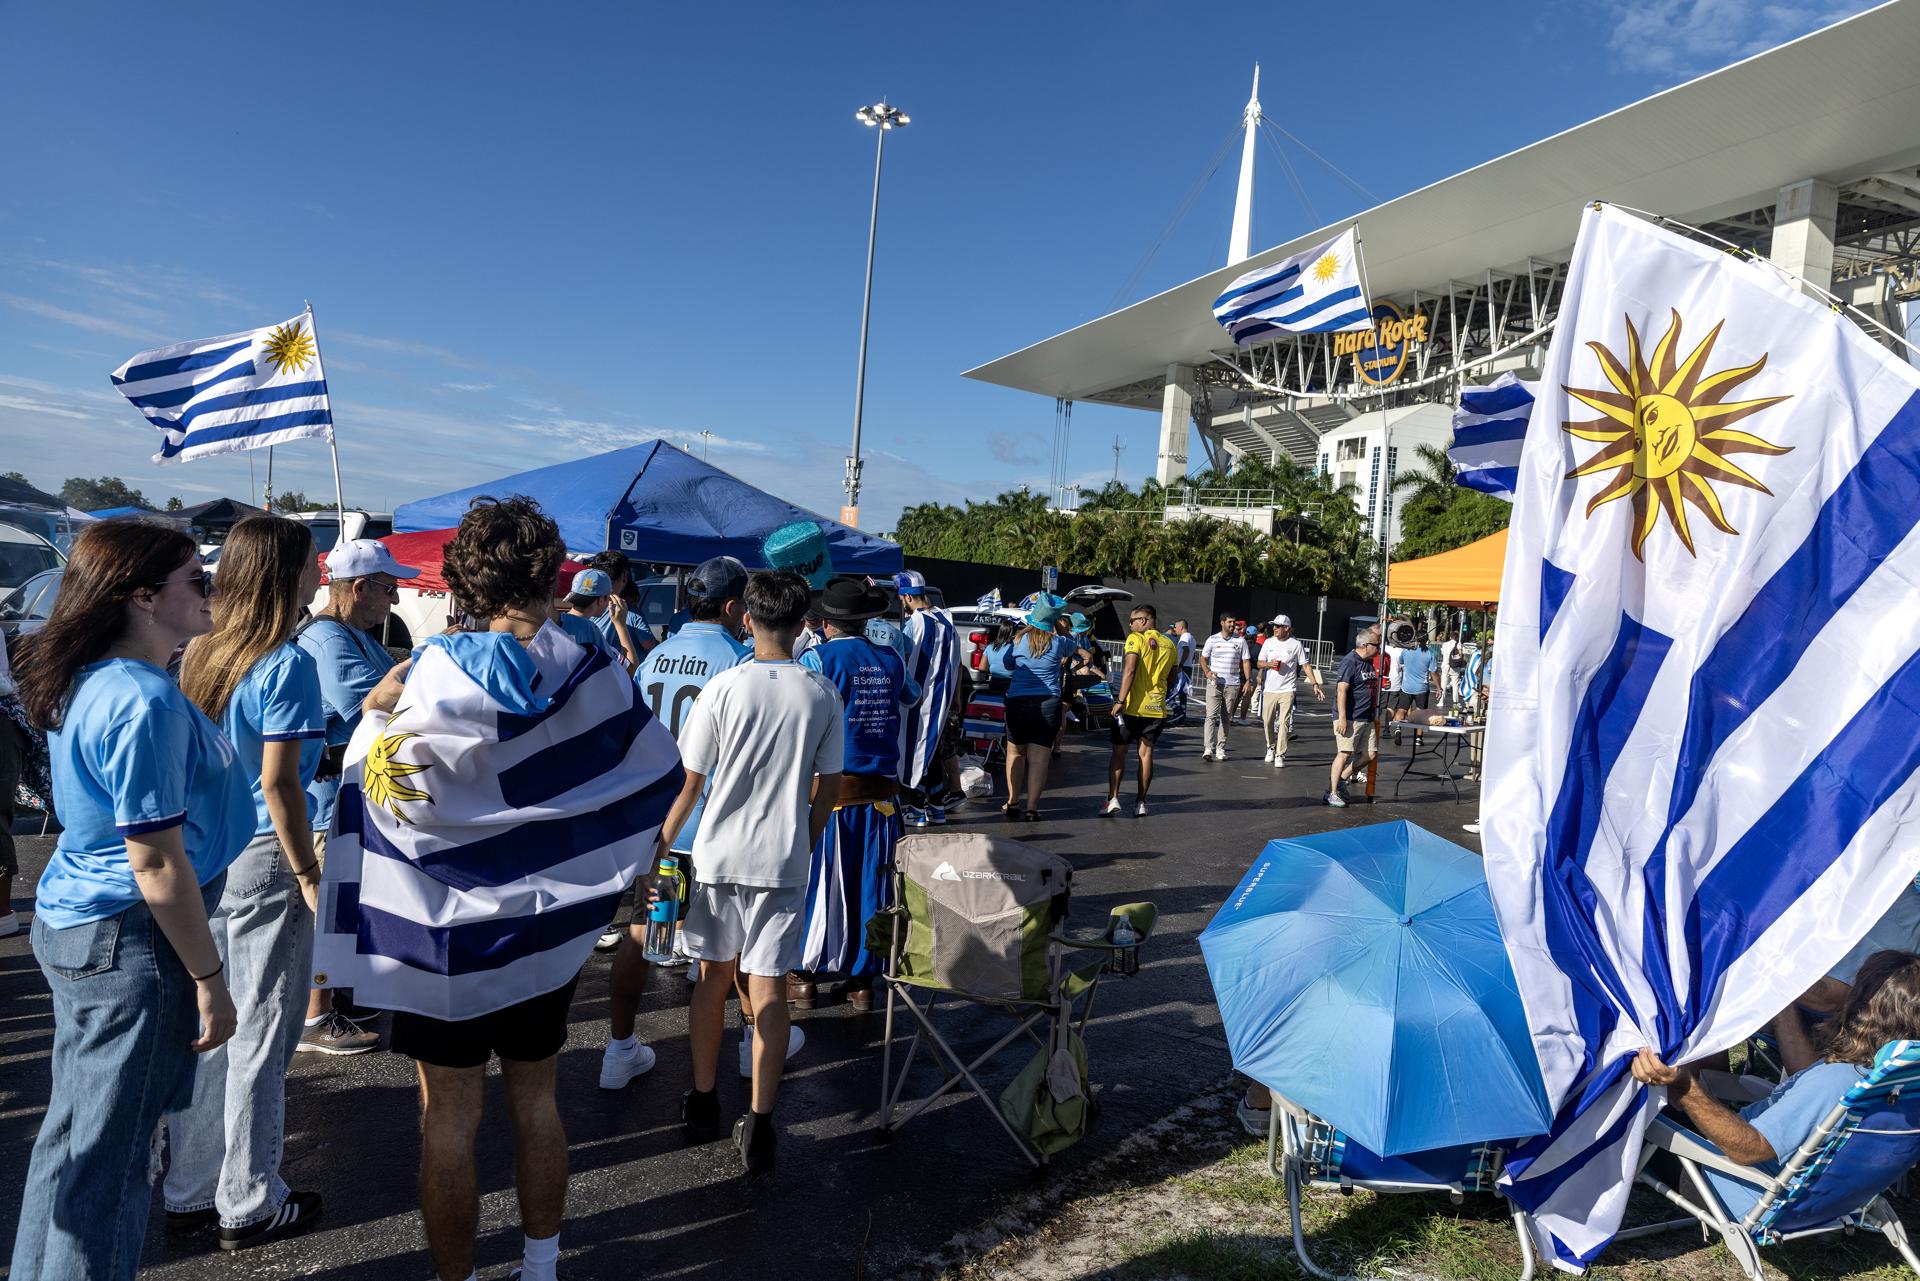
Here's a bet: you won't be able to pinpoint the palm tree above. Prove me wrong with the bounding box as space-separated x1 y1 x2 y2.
1389 443 1457 506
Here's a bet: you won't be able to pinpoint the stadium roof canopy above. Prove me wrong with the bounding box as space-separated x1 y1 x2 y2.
964 1 1920 408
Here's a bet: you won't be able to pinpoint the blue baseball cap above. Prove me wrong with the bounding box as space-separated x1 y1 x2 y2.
894 569 932 597
686 555 749 602
569 569 612 599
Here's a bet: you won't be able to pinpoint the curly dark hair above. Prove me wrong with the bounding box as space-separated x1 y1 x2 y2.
743 570 810 631
1823 950 1920 1067
587 549 632 588
441 495 565 618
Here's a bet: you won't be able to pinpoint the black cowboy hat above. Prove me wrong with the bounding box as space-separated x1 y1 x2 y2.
815 577 889 622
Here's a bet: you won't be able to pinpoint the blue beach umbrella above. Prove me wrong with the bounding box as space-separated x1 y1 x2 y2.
1201 821 1551 1156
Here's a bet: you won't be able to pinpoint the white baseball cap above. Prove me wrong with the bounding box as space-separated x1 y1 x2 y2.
325 538 420 581
1271 614 1292 627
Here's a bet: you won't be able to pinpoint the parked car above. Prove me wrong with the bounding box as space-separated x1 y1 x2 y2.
0 523 64 610
0 567 62 641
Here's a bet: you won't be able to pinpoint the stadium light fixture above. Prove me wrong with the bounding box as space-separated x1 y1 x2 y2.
844 101 910 525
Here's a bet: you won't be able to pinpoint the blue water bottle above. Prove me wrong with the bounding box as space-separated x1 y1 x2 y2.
643 855 682 964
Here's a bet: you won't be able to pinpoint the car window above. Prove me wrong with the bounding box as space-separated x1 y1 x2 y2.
633 583 677 631
0 542 59 591
304 521 341 554
24 572 60 618
360 518 393 540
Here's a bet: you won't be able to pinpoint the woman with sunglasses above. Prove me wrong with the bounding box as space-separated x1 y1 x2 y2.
167 516 328 1250
10 522 253 1280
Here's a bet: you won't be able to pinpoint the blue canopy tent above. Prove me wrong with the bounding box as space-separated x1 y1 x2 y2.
393 441 902 574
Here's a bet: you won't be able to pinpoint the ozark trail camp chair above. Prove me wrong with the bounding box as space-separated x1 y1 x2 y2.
1622 1039 1920 1280
1269 1095 1537 1280
869 831 1156 1167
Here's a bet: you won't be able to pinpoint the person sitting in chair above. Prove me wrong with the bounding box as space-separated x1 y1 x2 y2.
1629 949 1920 1217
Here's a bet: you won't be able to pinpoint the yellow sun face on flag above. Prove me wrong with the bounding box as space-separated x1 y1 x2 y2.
260 320 317 376
364 728 432 822
1312 251 1340 284
1562 309 1791 560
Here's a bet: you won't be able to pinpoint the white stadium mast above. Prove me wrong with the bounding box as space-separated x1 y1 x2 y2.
1227 65 1260 266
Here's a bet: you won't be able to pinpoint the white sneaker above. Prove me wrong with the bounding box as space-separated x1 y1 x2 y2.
598 1040 657 1089
1262 749 1274 763
1101 797 1122 816
739 1024 806 1078
594 928 622 952
1134 801 1148 817
1272 757 1285 769
0 911 18 939
1462 822 1483 835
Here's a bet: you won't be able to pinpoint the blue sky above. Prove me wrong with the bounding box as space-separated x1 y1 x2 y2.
0 0 1875 531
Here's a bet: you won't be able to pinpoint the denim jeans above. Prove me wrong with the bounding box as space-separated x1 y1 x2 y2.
162 833 313 1228
12 878 222 1281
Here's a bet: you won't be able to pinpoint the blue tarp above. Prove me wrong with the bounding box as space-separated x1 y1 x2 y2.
392 441 902 574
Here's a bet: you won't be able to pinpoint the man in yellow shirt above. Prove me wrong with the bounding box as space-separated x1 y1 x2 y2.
1102 603 1177 817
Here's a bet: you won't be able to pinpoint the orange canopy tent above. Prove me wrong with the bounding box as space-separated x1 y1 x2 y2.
1387 527 1508 604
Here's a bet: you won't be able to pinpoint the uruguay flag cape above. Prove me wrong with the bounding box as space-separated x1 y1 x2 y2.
313 624 684 1020
1487 203 1920 1268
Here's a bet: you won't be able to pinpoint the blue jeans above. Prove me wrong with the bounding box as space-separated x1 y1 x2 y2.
163 833 313 1227
11 878 223 1281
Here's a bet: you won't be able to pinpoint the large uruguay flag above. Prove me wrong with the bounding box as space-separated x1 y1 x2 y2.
111 311 333 465
1211 228 1373 347
900 605 960 790
314 625 684 1019
1486 202 1920 1268
1450 372 1535 501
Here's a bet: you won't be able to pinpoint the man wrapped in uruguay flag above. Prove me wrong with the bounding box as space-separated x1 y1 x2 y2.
1485 203 1920 1268
895 569 961 826
313 505 684 1024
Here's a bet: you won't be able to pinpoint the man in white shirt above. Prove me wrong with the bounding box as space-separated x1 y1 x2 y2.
1198 613 1249 761
655 570 844 1175
1257 616 1324 768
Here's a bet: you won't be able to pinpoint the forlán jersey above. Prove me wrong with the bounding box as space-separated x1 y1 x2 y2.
636 621 751 851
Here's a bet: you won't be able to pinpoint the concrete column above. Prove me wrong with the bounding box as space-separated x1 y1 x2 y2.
1156 363 1194 486
1769 178 1839 296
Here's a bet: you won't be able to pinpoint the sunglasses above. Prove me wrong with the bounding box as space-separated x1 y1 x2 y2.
148 571 215 599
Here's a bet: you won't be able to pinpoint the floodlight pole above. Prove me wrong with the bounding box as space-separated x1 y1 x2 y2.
847 101 909 526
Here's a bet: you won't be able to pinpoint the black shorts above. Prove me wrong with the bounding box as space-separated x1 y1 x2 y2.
1391 691 1431 711
1110 715 1166 746
1004 695 1063 747
390 973 580 1069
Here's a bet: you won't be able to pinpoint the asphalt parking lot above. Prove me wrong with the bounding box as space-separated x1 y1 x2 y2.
0 706 1484 1280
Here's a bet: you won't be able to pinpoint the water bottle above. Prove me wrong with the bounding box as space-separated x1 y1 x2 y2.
1110 915 1141 976
643 856 682 964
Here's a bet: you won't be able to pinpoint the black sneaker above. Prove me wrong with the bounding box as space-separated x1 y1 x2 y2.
165 1207 218 1236
682 1088 722 1143
219 1190 321 1251
733 1112 777 1174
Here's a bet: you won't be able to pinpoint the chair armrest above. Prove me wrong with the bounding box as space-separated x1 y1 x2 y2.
1696 1070 1774 1105
1644 1115 1776 1186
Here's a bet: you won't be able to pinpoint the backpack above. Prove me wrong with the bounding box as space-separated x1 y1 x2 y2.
1448 644 1468 672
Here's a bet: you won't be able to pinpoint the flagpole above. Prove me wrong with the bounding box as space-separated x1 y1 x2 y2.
303 301 348 527
264 446 275 512
1350 229 1394 801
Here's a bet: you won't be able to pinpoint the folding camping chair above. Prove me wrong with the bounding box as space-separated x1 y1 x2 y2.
871 831 1157 1167
1619 1040 1920 1280
963 687 1007 768
1268 1095 1537 1281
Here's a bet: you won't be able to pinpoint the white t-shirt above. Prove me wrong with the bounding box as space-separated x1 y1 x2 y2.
1259 636 1311 694
677 658 845 889
1384 644 1405 692
1200 633 1247 686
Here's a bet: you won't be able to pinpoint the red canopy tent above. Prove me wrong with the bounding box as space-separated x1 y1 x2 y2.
318 527 588 597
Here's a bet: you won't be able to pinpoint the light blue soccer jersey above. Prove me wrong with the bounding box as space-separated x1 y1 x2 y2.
37 659 253 927
222 641 327 835
296 617 396 831
637 621 750 850
557 610 613 658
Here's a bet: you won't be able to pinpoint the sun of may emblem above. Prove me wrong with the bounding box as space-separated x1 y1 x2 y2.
1311 250 1340 284
260 320 317 375
364 727 432 822
1563 309 1792 559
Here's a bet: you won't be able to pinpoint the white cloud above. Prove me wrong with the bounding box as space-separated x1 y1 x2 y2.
441 382 495 392
1604 0 1871 76
0 393 92 421
0 292 156 341
331 330 491 372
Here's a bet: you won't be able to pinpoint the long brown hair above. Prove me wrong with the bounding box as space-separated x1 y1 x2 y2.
180 516 314 721
1823 950 1920 1067
13 521 199 730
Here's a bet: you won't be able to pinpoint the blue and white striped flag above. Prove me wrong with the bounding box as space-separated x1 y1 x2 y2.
313 623 684 1020
111 312 333 465
900 605 960 787
1486 203 1920 1269
1450 373 1535 501
975 588 1002 610
1211 228 1372 347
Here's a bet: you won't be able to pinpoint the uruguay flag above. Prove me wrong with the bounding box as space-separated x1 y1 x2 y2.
1486 203 1920 1268
1450 373 1535 501
111 311 333 465
1211 228 1373 348
313 623 684 1020
900 605 960 790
